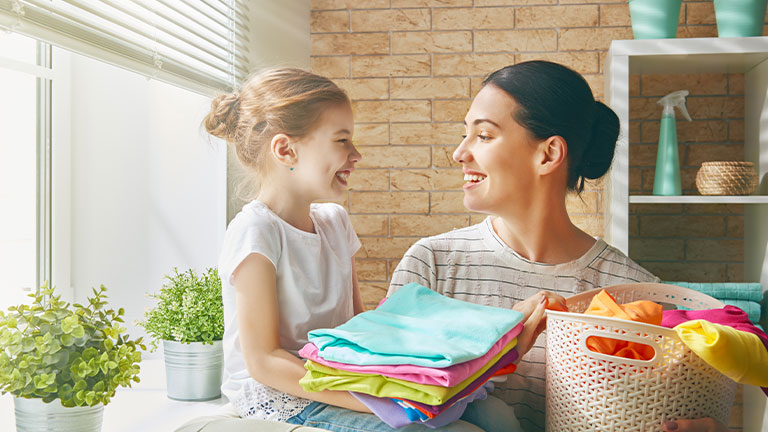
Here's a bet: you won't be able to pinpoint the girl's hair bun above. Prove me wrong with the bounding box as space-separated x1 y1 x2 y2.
204 92 241 141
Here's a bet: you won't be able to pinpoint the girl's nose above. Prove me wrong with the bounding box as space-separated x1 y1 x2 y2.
350 144 362 163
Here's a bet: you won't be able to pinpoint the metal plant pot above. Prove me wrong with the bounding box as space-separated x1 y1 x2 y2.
14 397 103 432
163 339 223 401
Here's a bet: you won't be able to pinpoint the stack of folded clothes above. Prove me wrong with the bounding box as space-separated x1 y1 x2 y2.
298 283 524 429
665 282 762 326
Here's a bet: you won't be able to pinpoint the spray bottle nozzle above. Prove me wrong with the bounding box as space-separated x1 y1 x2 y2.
657 90 692 121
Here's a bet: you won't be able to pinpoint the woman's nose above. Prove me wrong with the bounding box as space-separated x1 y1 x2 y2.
453 139 470 164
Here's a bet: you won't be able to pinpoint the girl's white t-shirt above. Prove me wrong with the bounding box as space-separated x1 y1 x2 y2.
217 200 361 421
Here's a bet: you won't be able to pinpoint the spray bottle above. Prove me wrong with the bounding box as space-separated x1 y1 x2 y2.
653 90 692 196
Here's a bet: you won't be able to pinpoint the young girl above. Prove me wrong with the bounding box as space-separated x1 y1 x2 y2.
202 68 489 432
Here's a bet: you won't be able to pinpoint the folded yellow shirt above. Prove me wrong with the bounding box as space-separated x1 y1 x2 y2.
299 338 517 405
674 319 768 387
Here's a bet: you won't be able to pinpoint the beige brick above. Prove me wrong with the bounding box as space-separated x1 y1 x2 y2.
311 0 389 9
434 53 516 76
433 8 516 30
628 214 639 237
639 261 726 282
352 100 431 122
357 236 418 258
583 74 605 100
629 74 641 96
393 31 473 54
355 259 388 281
390 169 464 190
600 4 630 26
638 215 726 237
559 27 633 51
516 6 598 28
571 213 605 237
641 74 728 96
628 122 642 144
391 78 470 100
630 204 684 215
566 191 598 214
686 144 745 166
628 167 643 192
392 0 472 6
686 2 716 25
686 239 744 262
430 191 467 213
357 146 431 168
351 214 388 236
560 0 622 3
335 78 389 100
476 0 556 5
475 30 558 53
676 25 718 39
311 33 389 55
684 204 744 215
391 214 471 236
355 123 389 146
729 120 744 142
517 52 599 74
727 215 744 238
727 264 744 282
351 9 430 32
432 145 461 167
311 56 350 78
689 96 744 119
351 191 429 214
351 55 431 77
311 10 349 33
629 98 661 121
729 74 744 95
629 143 663 167
349 169 390 191
388 259 401 281
391 123 463 145
630 239 685 261
359 282 389 309
470 77 486 97
433 100 472 122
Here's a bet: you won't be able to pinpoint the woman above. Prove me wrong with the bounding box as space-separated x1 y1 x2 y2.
388 61 725 432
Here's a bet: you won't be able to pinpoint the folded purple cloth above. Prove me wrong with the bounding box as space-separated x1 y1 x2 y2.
404 348 519 416
351 383 492 429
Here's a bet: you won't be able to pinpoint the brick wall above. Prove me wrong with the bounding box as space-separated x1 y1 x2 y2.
309 1 766 428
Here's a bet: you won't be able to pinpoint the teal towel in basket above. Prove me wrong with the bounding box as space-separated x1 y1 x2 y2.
664 282 763 303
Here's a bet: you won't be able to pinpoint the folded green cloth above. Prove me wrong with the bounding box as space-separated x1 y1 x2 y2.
299 338 517 405
664 282 763 303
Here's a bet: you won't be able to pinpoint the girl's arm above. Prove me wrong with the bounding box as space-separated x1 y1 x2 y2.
233 253 370 412
351 258 364 315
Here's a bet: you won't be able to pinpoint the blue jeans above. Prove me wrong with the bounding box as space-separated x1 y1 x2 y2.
286 402 485 432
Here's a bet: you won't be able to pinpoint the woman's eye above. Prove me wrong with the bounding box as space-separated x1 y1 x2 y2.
478 134 491 141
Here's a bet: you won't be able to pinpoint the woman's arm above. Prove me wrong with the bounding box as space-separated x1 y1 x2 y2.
350 258 365 315
233 253 369 412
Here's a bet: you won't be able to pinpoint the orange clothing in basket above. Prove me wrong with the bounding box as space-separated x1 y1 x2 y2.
584 290 663 360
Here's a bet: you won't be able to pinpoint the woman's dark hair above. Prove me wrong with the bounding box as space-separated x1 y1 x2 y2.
482 61 619 193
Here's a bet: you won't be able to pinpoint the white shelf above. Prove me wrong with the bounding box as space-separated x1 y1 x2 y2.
629 195 768 204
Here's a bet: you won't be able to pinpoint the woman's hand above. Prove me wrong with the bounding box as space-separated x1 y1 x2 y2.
513 291 568 356
664 418 729 432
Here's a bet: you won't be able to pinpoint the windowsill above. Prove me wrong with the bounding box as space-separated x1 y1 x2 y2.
0 356 228 432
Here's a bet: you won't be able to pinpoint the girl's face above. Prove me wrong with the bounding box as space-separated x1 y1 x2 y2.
294 102 361 201
453 85 540 214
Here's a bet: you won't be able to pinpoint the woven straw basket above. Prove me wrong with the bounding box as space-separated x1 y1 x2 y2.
696 161 758 195
546 283 737 432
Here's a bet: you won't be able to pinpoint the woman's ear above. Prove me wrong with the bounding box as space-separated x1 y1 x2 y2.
538 135 568 176
270 133 297 168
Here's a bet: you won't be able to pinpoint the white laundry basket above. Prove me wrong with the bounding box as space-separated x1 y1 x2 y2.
545 283 737 432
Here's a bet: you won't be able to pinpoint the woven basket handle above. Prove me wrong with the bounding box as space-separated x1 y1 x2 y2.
565 283 725 313
577 329 662 367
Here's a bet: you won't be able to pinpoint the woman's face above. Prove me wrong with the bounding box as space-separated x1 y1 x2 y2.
453 84 540 214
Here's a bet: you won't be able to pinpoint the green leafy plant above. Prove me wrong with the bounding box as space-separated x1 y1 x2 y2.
0 283 144 407
139 267 224 350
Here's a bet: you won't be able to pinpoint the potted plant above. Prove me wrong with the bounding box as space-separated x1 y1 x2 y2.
139 267 224 401
0 283 144 432
713 0 768 37
627 0 682 39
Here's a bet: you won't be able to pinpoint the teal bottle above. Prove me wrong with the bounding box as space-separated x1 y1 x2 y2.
653 90 691 196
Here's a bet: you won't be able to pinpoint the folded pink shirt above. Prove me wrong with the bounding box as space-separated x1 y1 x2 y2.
298 323 522 387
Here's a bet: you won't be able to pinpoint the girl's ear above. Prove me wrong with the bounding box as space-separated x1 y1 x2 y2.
537 135 567 176
270 133 297 168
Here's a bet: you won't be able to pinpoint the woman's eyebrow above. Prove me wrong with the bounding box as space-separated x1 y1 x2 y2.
463 118 500 128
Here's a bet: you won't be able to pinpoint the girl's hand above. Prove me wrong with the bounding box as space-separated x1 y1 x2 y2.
513 291 568 356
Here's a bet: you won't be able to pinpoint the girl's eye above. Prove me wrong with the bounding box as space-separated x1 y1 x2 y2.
461 134 467 139
478 134 491 141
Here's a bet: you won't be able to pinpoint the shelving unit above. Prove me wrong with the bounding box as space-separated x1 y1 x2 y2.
605 37 768 432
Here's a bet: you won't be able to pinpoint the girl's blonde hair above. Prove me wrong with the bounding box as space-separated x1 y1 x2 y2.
203 68 350 176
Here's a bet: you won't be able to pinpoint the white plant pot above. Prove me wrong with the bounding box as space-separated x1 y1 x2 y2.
163 339 223 401
14 397 103 432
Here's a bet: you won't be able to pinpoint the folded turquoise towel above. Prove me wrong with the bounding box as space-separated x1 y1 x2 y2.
308 283 524 367
665 282 763 303
677 299 761 324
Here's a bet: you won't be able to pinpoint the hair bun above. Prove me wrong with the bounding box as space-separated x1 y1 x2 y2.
203 92 241 141
579 101 619 180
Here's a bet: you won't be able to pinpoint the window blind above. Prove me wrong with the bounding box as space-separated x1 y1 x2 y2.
0 0 249 95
